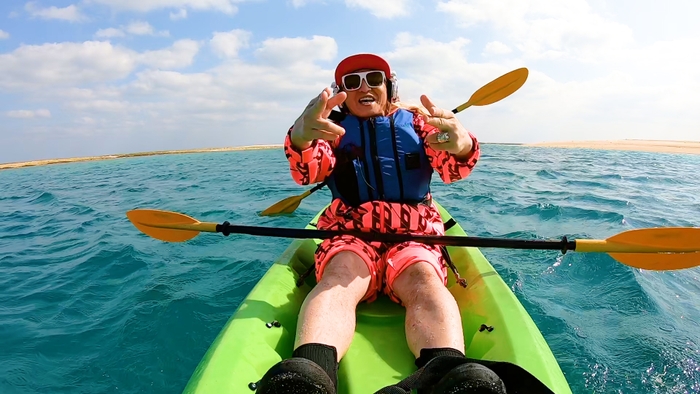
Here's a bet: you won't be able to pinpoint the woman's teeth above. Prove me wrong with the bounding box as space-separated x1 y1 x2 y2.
359 97 375 105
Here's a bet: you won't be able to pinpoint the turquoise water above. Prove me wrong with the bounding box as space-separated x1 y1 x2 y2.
1 145 699 394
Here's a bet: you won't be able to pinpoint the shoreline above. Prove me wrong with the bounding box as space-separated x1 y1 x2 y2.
524 140 700 155
0 145 284 171
3 139 699 171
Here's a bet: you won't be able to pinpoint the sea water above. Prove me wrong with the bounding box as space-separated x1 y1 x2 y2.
1 145 699 393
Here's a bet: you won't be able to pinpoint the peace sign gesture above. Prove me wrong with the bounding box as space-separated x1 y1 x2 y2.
290 87 348 150
420 94 473 157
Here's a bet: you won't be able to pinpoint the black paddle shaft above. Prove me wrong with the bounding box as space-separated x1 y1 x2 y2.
214 222 578 253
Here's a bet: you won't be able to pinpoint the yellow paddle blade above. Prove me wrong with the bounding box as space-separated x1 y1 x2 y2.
453 67 529 113
260 189 312 216
608 227 700 249
609 252 700 270
260 194 304 216
126 209 217 242
574 227 700 271
576 228 700 253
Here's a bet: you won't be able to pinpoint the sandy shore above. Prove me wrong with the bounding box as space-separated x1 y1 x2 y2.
0 145 283 171
525 140 700 155
4 140 699 171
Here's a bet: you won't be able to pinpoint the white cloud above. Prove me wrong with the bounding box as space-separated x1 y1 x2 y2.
138 39 200 69
483 41 512 56
381 33 472 92
210 29 251 58
77 116 96 125
170 8 187 20
131 69 213 91
289 0 325 6
436 0 634 62
95 28 125 38
125 21 169 36
0 30 9 39
0 39 200 91
66 100 130 112
374 31 700 143
345 0 411 18
86 0 243 14
0 41 137 90
207 59 332 100
25 2 87 22
6 109 51 118
96 21 169 38
254 35 337 66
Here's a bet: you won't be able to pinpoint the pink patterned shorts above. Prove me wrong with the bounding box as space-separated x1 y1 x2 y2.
313 198 448 304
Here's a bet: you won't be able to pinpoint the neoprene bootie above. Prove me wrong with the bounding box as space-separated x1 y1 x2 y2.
432 362 507 394
255 357 335 394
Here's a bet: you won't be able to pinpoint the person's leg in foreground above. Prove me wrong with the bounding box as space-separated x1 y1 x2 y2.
384 243 507 394
255 236 380 394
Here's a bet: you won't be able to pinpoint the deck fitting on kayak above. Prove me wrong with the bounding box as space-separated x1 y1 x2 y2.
266 320 281 328
441 246 468 288
479 324 494 332
296 264 316 287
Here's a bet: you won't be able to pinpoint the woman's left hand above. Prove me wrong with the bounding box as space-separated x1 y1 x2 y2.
420 95 473 158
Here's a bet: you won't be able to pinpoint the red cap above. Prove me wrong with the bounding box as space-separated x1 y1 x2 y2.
334 53 391 86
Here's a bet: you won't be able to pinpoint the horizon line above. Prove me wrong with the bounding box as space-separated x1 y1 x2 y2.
3 139 700 171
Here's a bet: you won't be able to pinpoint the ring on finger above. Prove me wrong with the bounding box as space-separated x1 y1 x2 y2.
436 131 450 143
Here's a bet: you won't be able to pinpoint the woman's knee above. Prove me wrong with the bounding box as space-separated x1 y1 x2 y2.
320 251 371 284
392 261 447 304
314 235 383 302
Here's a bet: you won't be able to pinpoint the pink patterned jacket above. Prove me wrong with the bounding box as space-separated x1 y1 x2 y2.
283 108 481 236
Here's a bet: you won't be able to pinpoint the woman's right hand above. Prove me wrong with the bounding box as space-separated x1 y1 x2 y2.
290 87 347 150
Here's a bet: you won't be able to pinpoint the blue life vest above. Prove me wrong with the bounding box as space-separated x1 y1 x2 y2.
327 108 433 207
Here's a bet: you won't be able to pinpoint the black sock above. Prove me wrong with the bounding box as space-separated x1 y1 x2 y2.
292 343 339 389
415 347 466 369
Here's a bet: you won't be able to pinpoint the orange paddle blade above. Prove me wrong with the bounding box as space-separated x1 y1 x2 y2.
453 67 529 113
126 209 216 242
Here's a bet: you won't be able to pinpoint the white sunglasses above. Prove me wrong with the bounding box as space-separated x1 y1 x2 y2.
341 70 386 91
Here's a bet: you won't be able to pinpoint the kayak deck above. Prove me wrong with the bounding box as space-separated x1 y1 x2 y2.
182 201 572 394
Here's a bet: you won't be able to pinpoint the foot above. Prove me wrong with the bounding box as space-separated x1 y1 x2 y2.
255 357 336 394
432 362 506 394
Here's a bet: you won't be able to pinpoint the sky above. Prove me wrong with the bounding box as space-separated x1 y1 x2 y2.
1 0 699 163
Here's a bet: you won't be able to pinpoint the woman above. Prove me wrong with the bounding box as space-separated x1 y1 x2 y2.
256 53 506 394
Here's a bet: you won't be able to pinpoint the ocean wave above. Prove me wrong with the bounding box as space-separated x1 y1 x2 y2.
26 191 58 204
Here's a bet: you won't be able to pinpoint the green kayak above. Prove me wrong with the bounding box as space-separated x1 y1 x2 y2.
182 201 572 394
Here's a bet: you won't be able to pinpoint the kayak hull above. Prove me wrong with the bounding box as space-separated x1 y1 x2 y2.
182 201 572 394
